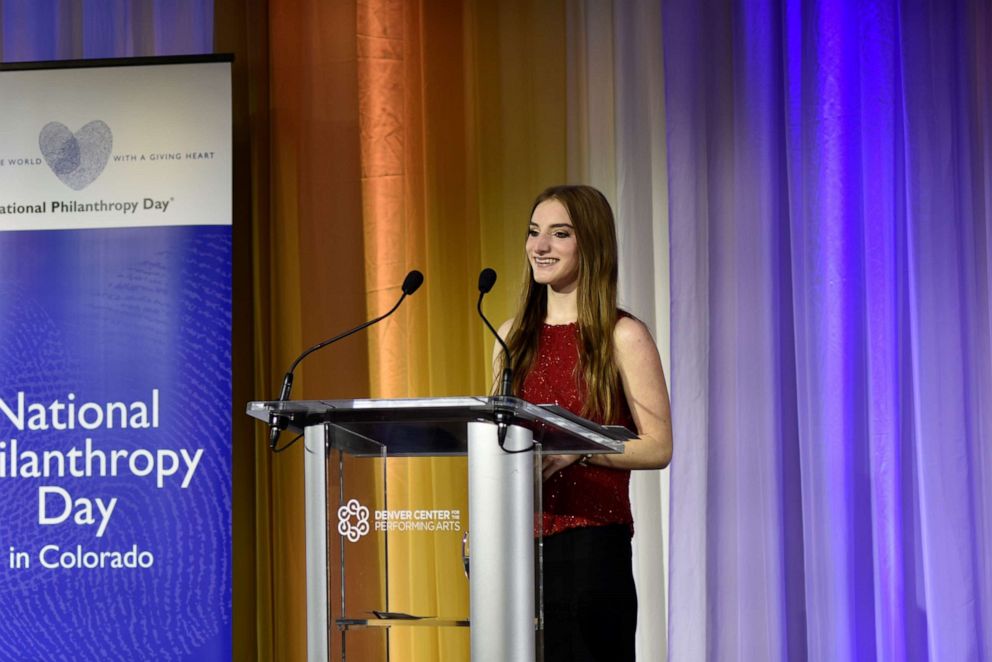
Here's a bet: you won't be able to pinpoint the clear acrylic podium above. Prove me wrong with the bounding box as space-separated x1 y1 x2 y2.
247 396 627 661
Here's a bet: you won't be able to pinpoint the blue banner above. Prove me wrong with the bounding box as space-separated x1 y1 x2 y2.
0 59 232 661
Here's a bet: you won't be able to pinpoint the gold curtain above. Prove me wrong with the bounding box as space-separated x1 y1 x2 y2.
219 0 568 659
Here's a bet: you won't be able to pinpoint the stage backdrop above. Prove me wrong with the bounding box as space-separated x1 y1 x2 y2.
0 57 232 660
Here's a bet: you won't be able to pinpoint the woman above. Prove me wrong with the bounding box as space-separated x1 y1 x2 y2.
495 184 672 661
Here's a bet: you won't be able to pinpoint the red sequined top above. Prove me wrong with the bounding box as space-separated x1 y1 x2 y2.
520 322 635 538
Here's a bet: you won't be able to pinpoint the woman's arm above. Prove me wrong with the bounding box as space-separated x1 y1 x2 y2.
542 316 672 478
589 316 672 470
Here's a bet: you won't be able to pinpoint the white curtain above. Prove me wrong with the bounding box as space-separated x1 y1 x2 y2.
566 2 671 659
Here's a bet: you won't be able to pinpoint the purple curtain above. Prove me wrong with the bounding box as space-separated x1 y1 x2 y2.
665 1 992 660
1 0 212 61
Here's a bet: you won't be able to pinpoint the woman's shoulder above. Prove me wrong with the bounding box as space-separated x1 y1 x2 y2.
613 313 654 350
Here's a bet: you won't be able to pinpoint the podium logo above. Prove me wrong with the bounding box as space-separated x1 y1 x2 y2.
337 499 371 542
39 120 113 190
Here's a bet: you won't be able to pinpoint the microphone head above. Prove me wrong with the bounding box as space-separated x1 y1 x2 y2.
478 268 497 294
402 270 425 295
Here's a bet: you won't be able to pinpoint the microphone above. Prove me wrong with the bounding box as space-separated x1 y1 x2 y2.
478 267 497 295
477 268 531 455
268 269 425 449
476 268 512 397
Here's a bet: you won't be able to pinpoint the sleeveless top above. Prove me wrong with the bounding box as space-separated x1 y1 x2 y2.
520 322 635 538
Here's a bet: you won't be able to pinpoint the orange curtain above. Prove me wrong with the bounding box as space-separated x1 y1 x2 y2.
220 0 569 659
359 3 569 660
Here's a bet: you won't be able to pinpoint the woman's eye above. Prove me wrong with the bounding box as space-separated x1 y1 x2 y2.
554 231 571 239
528 229 539 237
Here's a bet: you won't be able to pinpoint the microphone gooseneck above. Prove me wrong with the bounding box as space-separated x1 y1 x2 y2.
476 267 530 454
476 268 512 397
268 269 425 450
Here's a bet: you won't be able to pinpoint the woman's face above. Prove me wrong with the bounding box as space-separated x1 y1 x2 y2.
526 198 580 292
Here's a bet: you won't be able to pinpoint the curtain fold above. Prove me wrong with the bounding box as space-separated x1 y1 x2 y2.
469 0 569 345
213 0 270 659
565 2 672 659
359 2 572 658
244 1 374 659
357 3 472 658
666 1 992 660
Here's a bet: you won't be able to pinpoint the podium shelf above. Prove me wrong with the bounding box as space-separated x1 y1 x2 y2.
337 616 470 629
248 396 628 456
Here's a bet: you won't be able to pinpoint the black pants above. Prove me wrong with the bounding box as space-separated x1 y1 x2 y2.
541 525 637 662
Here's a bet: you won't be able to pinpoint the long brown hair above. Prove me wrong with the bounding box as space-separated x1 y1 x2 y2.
501 185 622 422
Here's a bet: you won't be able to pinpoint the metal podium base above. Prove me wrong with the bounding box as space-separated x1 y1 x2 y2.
303 420 537 661
467 421 536 661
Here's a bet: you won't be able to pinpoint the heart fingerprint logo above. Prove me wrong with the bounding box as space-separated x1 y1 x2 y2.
38 121 113 190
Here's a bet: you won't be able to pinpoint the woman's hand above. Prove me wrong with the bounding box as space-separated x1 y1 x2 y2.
542 453 583 480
